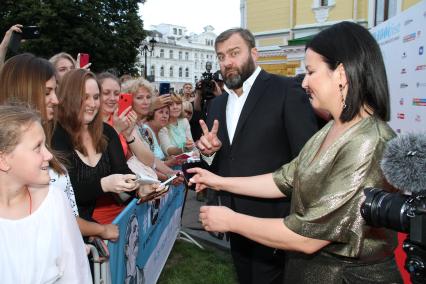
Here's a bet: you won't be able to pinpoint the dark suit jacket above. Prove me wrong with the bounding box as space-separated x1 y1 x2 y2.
206 70 318 218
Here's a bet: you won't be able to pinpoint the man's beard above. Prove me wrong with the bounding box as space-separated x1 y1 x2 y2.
222 55 256 90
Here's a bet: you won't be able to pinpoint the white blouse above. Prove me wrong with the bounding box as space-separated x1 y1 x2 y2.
0 185 92 283
49 168 79 216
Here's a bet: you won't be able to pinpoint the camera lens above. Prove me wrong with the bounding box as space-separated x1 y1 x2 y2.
361 187 411 233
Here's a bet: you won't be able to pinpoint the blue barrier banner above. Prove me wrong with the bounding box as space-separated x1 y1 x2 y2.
108 183 185 284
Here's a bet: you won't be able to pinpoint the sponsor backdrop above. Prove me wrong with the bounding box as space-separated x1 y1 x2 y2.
371 1 426 134
371 3 426 283
108 183 186 284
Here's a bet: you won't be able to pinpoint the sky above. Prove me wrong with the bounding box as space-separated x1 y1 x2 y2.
139 0 241 35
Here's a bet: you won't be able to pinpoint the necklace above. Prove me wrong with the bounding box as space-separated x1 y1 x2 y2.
26 186 32 215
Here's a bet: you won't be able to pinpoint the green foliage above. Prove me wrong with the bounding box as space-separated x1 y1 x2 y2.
158 240 238 284
0 0 146 75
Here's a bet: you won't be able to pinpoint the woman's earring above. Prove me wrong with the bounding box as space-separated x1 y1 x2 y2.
339 84 347 109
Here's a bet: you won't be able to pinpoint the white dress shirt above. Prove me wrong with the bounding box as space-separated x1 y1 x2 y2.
224 66 261 144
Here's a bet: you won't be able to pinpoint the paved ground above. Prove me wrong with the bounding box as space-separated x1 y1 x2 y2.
180 189 230 250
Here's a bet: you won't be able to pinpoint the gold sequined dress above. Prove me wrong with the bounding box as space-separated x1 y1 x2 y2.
272 116 403 283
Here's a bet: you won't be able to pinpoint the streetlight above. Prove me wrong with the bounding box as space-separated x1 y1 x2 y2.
141 38 157 79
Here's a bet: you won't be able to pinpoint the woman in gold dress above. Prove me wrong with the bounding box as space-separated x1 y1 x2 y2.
188 21 402 283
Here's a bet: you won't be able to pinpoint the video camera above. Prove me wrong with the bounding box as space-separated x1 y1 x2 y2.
196 61 222 101
360 132 426 284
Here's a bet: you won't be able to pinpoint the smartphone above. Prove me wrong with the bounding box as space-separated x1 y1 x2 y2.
137 185 170 204
159 82 170 96
22 26 41 39
117 93 133 115
8 32 22 53
79 53 90 68
181 159 204 190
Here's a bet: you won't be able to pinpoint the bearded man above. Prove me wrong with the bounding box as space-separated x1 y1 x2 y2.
196 28 318 284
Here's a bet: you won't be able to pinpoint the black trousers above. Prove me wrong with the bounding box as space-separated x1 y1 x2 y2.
230 233 286 284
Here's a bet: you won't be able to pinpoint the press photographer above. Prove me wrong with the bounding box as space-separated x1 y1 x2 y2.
191 61 224 141
361 132 426 284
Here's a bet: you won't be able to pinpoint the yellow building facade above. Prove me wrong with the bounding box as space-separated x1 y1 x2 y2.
240 0 423 76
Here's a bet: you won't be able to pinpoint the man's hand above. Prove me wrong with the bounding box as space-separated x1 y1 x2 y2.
196 119 222 156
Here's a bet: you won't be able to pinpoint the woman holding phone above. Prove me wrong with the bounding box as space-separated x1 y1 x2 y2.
51 69 143 225
129 78 183 183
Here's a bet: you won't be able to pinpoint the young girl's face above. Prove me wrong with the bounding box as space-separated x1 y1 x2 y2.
3 121 52 186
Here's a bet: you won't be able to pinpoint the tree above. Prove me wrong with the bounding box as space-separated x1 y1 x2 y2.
0 0 146 75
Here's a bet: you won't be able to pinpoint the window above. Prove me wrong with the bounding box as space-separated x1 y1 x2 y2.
185 52 189 60
169 66 174 77
160 49 164 58
179 51 182 60
179 67 183 78
312 0 335 8
169 50 174 59
150 65 155 76
160 66 164 77
179 29 182 35
375 0 397 26
195 53 198 59
185 67 189 78
173 28 177 35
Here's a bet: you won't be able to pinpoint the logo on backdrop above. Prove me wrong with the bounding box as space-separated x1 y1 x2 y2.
402 51 407 59
419 46 424 55
415 115 422 123
400 83 408 88
412 98 426 106
403 32 416 42
415 64 426 71
404 19 413 26
401 68 407 74
399 98 404 105
397 113 405 119
417 82 426 88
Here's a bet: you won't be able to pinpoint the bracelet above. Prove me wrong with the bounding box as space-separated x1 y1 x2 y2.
126 136 136 144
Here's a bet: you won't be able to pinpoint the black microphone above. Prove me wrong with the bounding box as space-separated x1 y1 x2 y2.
380 132 426 194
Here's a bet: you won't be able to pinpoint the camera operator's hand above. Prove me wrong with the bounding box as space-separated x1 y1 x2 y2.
196 119 222 156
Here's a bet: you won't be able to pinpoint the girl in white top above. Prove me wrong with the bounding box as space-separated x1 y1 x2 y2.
0 106 92 283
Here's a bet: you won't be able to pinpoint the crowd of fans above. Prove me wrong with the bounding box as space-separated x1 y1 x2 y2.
0 23 203 283
1 21 403 284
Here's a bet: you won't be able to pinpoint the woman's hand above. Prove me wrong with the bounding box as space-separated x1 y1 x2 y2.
99 223 119 241
100 174 138 193
199 206 236 233
171 170 184 185
164 155 180 167
1 24 22 47
113 106 137 136
187 167 223 192
184 138 195 151
136 183 156 197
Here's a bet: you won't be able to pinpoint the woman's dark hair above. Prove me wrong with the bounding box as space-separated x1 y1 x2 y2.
306 21 390 122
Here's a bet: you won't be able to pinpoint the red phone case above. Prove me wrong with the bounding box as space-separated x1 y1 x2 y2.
117 93 133 115
79 53 90 68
